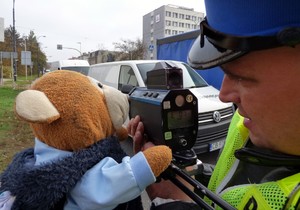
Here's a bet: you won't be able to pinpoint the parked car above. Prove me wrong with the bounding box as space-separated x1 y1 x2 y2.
88 60 235 155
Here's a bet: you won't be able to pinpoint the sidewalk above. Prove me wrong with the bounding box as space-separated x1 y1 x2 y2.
0 78 32 89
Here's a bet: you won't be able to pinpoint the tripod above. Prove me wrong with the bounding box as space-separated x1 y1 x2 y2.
161 150 236 210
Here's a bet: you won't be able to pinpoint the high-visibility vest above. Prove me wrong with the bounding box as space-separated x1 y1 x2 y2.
207 112 300 210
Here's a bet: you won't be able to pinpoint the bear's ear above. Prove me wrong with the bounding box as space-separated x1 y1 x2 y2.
15 90 60 123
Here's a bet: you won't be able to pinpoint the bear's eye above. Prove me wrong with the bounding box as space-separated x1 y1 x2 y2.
98 83 103 88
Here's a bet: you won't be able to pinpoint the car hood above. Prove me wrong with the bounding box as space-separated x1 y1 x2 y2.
189 86 233 113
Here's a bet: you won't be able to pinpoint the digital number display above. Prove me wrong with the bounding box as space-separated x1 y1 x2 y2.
167 110 193 129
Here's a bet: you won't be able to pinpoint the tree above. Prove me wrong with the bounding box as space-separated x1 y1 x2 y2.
113 38 146 60
0 27 47 78
28 31 47 76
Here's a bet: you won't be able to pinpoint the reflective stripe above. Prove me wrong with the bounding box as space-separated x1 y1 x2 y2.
216 159 240 194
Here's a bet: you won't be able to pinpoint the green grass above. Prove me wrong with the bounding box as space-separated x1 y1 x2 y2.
0 78 35 171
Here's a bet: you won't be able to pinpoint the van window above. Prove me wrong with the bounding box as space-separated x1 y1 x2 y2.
61 66 90 75
89 65 119 89
118 65 138 90
182 63 208 88
136 63 157 83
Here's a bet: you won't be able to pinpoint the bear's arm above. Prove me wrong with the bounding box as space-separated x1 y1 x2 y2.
65 152 155 210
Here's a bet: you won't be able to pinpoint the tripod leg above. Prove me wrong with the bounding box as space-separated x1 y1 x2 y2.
162 164 236 210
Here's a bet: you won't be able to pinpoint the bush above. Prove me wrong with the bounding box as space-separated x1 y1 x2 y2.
1 66 13 78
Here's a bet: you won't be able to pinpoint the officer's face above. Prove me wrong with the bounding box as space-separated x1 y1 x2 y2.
219 45 300 155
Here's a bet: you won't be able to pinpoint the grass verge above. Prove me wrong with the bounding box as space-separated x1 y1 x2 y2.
0 79 35 171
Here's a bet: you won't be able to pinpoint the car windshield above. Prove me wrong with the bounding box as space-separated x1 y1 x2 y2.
136 62 208 88
62 66 90 75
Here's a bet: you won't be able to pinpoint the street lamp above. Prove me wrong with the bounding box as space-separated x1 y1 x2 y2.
37 35 46 77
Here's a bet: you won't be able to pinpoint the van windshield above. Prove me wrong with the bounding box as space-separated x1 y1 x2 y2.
61 66 90 75
136 62 208 88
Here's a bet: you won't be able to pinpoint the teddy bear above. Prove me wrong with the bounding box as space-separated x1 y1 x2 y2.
0 70 172 210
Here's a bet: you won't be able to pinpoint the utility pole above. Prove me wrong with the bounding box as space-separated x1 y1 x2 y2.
24 36 27 80
12 0 17 82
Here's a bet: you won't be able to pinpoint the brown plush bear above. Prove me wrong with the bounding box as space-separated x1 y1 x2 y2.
0 70 172 210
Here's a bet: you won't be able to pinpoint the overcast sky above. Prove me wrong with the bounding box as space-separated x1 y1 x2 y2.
1 0 205 62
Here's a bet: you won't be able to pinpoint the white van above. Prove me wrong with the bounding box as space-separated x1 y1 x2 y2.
88 60 235 155
49 59 90 75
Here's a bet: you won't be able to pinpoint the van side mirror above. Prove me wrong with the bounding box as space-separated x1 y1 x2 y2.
121 84 135 94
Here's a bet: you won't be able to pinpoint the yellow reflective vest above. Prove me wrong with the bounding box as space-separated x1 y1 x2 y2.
207 112 300 210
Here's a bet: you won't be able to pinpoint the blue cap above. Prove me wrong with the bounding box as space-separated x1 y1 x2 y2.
188 0 300 69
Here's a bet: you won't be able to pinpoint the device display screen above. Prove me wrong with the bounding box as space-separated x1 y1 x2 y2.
167 110 193 129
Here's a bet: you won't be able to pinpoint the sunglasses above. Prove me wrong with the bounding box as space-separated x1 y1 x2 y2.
188 19 300 69
200 18 300 51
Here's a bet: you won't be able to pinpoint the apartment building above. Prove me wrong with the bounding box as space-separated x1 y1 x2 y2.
143 4 204 59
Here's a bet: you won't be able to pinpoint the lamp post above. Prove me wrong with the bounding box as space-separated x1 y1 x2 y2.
12 0 17 82
37 35 46 77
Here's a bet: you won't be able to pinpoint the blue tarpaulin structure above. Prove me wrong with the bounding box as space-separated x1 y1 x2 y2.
156 30 224 90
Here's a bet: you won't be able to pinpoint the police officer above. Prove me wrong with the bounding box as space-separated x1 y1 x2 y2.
128 0 300 209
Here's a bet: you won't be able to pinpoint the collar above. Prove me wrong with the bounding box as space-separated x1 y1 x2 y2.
34 138 72 166
235 141 300 167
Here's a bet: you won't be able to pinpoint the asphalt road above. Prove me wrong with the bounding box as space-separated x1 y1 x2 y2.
197 149 220 165
120 139 152 209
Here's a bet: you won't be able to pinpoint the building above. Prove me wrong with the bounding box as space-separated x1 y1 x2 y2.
143 4 204 60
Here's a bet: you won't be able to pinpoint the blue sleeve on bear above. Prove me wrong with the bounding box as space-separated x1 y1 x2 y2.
64 151 155 210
